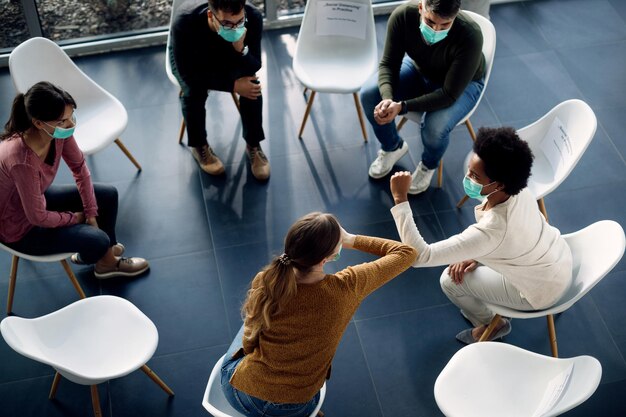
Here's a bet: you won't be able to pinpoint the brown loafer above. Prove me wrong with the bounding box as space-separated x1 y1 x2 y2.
94 257 149 279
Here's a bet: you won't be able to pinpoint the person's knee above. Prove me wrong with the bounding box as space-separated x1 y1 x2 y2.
78 227 111 263
440 268 461 297
360 84 380 113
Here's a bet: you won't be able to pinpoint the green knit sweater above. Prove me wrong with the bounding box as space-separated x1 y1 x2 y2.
379 2 485 112
230 235 418 403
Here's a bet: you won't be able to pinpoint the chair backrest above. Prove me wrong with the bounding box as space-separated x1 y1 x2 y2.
0 296 158 385
520 99 597 200
434 342 602 417
293 0 378 90
458 10 496 123
202 354 326 417
551 220 625 313
9 37 128 154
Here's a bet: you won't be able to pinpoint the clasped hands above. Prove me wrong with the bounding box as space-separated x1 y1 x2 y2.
374 99 403 125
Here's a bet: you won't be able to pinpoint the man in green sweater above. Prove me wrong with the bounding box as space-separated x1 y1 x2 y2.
360 0 485 194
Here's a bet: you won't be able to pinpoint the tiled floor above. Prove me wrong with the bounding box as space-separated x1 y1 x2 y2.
1 0 625 416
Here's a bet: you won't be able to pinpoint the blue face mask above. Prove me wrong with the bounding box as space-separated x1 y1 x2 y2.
463 176 497 201
218 25 246 42
43 115 76 140
330 245 342 262
420 18 450 45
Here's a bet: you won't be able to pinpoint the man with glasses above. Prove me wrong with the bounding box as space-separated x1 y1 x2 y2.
360 0 484 194
170 0 270 180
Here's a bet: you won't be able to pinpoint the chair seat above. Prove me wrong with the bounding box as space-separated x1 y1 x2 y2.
1 296 158 385
435 342 601 417
293 56 377 93
0 242 72 263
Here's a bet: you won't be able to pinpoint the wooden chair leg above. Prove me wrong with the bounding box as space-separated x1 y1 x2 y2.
6 255 19 315
538 198 549 223
547 314 559 358
177 119 186 144
90 385 103 417
60 260 86 299
478 314 502 342
353 93 368 142
231 92 241 113
113 138 142 171
456 195 470 209
141 364 175 396
465 119 477 142
49 372 62 399
397 116 408 131
437 161 444 188
298 90 316 139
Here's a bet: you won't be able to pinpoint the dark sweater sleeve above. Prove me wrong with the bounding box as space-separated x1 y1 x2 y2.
237 5 263 75
405 28 483 112
378 9 405 101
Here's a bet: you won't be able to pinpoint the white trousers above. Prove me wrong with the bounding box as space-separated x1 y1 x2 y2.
440 265 534 327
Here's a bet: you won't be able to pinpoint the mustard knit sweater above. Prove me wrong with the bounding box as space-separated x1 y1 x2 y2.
230 235 418 403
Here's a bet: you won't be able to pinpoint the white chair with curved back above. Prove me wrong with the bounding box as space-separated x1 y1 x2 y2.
435 342 602 417
0 242 85 316
202 353 327 417
456 99 597 222
478 220 625 358
396 10 496 187
166 0 240 144
0 295 174 417
9 37 142 171
293 0 378 141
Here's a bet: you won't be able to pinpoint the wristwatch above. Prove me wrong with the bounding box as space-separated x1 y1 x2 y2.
241 45 249 56
399 101 408 115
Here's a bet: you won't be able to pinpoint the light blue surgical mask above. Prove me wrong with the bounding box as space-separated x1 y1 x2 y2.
420 18 450 45
463 176 497 201
330 245 342 262
218 25 246 42
43 115 76 140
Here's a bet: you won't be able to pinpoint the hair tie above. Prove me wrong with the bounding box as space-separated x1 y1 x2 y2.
278 253 291 266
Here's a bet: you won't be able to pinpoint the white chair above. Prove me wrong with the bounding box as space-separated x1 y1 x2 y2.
9 37 142 171
457 100 597 221
435 342 602 417
202 353 326 417
0 295 174 417
166 0 240 144
479 220 625 358
0 242 85 315
293 0 378 141
397 10 496 187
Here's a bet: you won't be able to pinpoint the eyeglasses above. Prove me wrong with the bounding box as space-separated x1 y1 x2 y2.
44 113 76 128
213 13 246 30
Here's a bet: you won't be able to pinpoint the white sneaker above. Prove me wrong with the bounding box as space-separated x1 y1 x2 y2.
368 141 409 179
408 161 436 194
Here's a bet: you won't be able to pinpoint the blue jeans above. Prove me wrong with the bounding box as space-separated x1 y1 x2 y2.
220 325 320 417
360 56 484 169
5 184 118 264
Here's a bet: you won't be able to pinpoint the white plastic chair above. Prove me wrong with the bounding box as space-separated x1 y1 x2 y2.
457 100 597 221
9 37 142 171
202 353 326 417
166 0 240 144
293 0 378 141
0 242 85 315
479 220 625 358
397 10 496 187
435 342 602 417
0 295 174 417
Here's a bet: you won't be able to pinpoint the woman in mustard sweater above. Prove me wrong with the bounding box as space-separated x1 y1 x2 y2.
220 212 417 416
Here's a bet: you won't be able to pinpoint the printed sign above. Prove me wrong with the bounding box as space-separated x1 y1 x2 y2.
540 117 573 176
532 362 574 417
316 1 367 40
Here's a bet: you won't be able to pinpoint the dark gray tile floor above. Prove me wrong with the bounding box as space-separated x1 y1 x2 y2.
1 0 625 416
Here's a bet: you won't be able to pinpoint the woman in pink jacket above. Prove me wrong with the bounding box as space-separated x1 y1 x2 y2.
0 81 147 279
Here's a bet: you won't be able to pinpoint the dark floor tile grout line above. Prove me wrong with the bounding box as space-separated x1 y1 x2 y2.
597 121 626 167
0 371 56 387
586 291 626 370
353 322 387 417
354 301 452 324
151 343 230 361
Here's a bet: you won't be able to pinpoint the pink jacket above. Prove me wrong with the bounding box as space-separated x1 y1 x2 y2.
0 134 98 243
